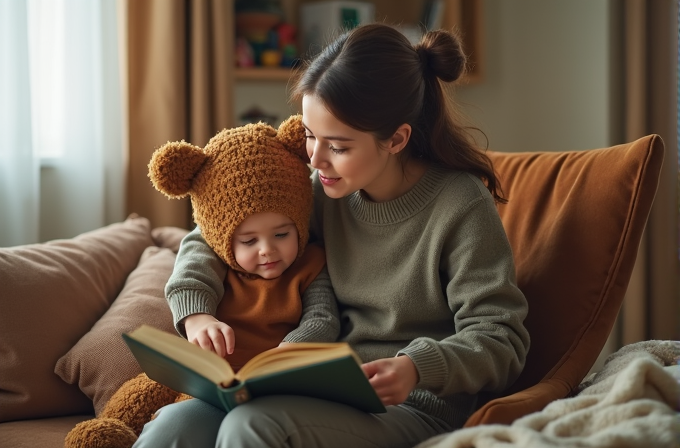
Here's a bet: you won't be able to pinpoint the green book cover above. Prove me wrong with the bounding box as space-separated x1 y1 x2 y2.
122 325 386 414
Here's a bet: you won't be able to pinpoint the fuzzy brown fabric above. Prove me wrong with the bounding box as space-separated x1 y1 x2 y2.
64 418 137 448
148 115 311 273
64 374 191 448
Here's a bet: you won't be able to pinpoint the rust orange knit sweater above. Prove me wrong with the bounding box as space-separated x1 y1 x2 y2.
215 244 326 371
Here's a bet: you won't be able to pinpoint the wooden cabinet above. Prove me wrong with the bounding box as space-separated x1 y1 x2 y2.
234 0 484 83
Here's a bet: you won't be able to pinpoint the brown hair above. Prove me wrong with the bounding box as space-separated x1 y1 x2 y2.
291 23 505 203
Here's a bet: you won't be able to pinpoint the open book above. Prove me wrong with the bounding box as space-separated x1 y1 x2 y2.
122 325 386 413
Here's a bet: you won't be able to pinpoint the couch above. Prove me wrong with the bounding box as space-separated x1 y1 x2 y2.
0 216 190 447
0 135 668 447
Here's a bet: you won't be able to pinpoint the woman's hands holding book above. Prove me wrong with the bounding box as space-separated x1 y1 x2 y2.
362 355 419 406
183 313 235 358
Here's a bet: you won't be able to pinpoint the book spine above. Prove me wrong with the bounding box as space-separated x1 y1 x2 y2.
218 382 251 411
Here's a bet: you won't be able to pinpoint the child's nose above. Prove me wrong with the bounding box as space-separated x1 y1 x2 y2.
259 241 276 256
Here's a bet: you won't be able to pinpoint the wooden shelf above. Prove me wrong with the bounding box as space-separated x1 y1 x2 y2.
234 0 483 84
235 67 480 85
234 67 297 82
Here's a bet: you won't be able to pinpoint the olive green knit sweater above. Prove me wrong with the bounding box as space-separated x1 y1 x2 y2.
165 167 530 428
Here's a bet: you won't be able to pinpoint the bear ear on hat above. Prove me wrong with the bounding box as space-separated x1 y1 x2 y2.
148 141 207 198
276 114 309 163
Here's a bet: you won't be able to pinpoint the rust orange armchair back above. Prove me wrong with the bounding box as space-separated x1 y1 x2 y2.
465 134 665 426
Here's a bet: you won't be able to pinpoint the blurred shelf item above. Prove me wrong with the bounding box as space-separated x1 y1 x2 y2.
233 0 484 84
234 67 298 81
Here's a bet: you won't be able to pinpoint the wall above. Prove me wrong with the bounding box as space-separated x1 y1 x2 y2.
234 0 613 153
456 0 611 152
235 81 296 128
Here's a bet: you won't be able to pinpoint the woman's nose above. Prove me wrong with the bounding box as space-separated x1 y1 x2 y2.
308 141 326 169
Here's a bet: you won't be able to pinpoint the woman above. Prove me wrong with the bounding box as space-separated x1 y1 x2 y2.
134 23 530 448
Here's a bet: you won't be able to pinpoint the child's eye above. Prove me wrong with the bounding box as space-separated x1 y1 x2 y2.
305 134 315 140
275 232 289 238
240 238 256 246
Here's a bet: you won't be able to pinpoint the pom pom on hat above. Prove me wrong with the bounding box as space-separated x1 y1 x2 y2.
147 115 312 273
148 141 207 198
276 114 309 163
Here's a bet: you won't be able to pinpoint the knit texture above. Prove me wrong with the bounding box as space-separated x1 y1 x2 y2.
164 166 530 429
148 115 311 273
310 167 530 428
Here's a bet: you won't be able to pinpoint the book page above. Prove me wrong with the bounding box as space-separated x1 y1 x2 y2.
236 342 361 380
127 325 236 386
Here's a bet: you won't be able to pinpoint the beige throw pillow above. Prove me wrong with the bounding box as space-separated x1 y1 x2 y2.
55 246 178 415
151 226 190 253
0 217 153 422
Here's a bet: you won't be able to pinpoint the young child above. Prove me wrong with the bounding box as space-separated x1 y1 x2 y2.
147 115 340 372
136 24 530 448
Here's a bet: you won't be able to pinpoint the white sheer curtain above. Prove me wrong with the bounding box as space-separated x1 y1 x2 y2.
0 0 125 247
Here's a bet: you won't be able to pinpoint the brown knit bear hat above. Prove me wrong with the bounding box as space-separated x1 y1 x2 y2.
148 115 311 273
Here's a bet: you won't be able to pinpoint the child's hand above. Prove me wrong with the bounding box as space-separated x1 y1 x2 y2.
362 355 419 406
183 313 235 358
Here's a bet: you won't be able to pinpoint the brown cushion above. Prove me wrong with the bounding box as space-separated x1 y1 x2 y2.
55 246 178 415
465 135 665 426
0 415 93 448
0 217 154 422
151 226 190 253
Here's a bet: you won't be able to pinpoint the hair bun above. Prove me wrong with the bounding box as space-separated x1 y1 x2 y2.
416 30 467 82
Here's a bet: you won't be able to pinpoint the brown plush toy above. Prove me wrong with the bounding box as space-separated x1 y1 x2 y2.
64 115 309 448
64 373 191 448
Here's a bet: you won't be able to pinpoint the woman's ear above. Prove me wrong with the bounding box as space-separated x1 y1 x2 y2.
386 124 412 154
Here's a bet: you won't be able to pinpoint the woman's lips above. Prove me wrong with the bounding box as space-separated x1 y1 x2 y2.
319 174 340 186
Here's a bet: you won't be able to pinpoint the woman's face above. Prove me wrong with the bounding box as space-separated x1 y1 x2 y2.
302 95 398 202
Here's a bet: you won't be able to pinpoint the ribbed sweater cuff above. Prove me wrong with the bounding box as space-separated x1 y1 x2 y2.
283 322 337 343
398 341 448 391
167 288 218 337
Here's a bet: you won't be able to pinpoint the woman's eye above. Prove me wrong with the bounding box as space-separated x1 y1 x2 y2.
240 239 256 246
275 232 290 238
305 134 315 140
329 144 346 155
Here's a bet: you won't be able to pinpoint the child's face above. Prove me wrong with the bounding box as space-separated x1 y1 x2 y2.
302 95 396 202
231 212 299 279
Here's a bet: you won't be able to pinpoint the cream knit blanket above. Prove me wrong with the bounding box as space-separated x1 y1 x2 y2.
418 341 680 448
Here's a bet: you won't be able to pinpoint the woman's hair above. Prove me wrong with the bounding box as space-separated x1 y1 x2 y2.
291 23 505 203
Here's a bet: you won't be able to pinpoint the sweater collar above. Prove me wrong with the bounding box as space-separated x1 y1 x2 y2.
346 167 453 224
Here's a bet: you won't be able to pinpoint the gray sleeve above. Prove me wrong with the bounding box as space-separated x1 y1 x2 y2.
399 194 530 396
166 226 228 337
283 267 341 343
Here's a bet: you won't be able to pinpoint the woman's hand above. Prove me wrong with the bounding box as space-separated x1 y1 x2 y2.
183 313 234 358
362 355 419 406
